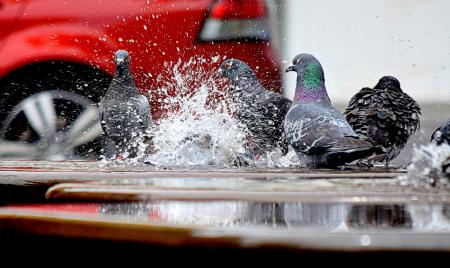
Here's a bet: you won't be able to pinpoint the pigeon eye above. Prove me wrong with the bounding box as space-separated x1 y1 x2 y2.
225 62 232 69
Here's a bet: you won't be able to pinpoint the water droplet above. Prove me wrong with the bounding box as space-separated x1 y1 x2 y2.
360 235 371 246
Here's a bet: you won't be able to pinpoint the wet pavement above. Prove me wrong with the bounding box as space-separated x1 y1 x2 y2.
0 160 449 255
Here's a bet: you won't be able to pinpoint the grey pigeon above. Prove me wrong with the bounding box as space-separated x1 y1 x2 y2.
99 50 152 158
432 119 450 180
443 155 450 180
284 53 383 168
344 76 421 165
219 59 292 156
431 119 450 145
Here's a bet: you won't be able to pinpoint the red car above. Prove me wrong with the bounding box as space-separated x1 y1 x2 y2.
0 0 281 160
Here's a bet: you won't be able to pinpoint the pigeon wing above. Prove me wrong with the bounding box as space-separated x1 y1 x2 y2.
98 98 117 139
286 102 378 155
431 119 450 145
344 87 374 137
285 112 345 154
137 94 152 130
364 90 421 148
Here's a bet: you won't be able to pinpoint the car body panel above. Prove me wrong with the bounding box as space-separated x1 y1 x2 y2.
0 0 281 120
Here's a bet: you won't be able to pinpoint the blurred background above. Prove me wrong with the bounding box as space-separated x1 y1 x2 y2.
271 0 450 165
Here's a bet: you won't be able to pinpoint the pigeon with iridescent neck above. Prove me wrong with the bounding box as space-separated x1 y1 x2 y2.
344 76 421 166
99 50 152 158
284 53 383 168
219 58 292 156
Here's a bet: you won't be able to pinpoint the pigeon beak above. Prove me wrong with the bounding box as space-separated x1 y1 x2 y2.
285 66 295 73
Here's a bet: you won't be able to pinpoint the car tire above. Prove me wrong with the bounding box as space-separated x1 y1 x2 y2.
0 61 111 160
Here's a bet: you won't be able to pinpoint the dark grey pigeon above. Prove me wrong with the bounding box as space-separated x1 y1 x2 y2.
99 50 152 158
344 76 421 165
219 59 292 155
431 119 450 145
284 53 383 168
443 155 450 180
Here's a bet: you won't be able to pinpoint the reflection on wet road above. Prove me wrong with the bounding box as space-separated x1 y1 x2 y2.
99 201 450 232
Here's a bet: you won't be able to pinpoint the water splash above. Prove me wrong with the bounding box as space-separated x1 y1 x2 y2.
397 143 450 189
141 57 245 167
99 56 300 168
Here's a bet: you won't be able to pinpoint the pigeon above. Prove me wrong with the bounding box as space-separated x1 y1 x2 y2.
431 119 450 145
219 59 292 156
443 155 450 179
99 50 152 158
344 76 421 165
431 119 450 180
284 53 383 168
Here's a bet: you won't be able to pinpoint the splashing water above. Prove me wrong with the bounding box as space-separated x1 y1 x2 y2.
144 88 248 167
397 143 450 189
144 57 246 167
99 56 299 168
98 57 299 168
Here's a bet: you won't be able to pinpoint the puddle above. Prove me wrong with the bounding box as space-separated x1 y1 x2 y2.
99 201 450 231
8 201 449 232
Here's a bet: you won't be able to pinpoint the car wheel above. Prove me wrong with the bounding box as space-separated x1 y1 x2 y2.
0 62 111 160
0 90 104 160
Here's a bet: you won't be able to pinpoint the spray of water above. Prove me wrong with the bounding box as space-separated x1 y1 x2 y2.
397 143 450 189
142 57 247 167
99 56 301 168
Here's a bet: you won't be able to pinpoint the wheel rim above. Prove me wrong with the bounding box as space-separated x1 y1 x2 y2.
0 90 103 160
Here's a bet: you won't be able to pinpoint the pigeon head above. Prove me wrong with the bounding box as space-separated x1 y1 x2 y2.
114 50 130 65
286 54 328 102
374 76 402 92
219 59 258 88
113 50 133 82
286 54 324 81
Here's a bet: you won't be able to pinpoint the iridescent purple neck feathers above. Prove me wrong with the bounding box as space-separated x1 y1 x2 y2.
294 83 330 102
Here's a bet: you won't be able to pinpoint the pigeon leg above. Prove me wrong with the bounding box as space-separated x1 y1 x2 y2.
233 155 248 167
